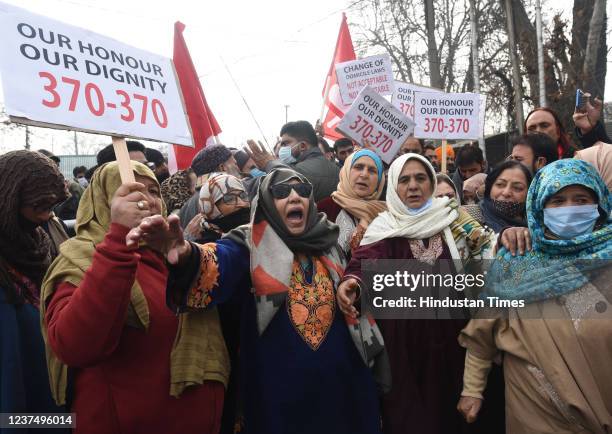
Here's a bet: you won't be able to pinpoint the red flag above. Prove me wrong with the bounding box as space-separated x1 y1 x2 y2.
169 21 222 172
320 13 356 141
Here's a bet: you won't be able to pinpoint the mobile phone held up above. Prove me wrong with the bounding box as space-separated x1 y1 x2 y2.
575 89 590 113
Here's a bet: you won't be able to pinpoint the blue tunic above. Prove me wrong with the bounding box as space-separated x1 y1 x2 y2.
168 238 381 434
0 287 69 434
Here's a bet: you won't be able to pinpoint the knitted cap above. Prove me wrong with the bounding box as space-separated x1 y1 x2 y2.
191 144 232 176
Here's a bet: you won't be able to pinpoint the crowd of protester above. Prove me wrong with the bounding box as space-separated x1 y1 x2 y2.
1 97 611 434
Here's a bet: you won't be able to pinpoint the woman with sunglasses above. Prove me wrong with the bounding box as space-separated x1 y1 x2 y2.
184 173 251 244
337 154 502 434
128 168 385 434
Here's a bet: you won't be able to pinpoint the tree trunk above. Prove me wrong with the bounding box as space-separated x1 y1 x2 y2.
504 0 524 133
424 0 443 88
582 0 606 95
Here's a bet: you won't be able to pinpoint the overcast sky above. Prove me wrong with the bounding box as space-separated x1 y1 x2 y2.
0 0 609 155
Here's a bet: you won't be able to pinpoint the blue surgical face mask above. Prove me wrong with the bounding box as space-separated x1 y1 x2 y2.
406 198 433 216
278 146 296 165
543 204 600 239
250 168 266 178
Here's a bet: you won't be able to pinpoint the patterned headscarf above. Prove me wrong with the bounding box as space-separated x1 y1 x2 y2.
486 159 612 302
199 173 245 219
161 170 193 213
0 150 67 294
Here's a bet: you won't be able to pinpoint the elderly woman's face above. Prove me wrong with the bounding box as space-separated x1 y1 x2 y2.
396 159 433 209
136 174 163 216
349 156 379 198
272 179 311 235
544 185 597 209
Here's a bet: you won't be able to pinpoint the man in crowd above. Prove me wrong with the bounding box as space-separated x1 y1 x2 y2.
510 133 558 174
145 147 170 184
73 166 88 189
333 138 355 168
277 120 340 201
524 107 577 159
423 143 437 168
396 136 424 157
318 137 335 161
451 143 486 202
96 140 148 165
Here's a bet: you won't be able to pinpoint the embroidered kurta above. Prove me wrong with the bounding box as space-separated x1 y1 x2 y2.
168 238 381 434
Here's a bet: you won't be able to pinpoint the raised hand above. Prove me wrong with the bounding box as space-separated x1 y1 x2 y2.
111 182 151 229
245 139 275 170
337 278 360 318
573 93 603 134
126 214 191 265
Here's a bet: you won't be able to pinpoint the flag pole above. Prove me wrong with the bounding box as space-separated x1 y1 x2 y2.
319 77 331 124
219 56 271 152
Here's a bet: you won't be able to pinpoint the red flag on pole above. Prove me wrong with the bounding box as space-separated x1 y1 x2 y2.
320 13 356 141
168 21 222 172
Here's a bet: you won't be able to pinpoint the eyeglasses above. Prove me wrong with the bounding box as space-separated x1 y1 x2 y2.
269 182 312 199
220 191 248 204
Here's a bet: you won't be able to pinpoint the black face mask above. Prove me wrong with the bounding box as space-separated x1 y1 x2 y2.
209 207 251 233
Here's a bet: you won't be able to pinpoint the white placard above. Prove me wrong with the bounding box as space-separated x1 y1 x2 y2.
337 86 415 164
413 92 480 140
0 2 193 146
335 54 394 106
392 81 442 119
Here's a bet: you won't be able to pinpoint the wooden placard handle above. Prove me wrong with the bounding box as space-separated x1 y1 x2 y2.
112 136 135 184
441 139 448 174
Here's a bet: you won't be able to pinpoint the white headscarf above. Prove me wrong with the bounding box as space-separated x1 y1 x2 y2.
361 153 460 252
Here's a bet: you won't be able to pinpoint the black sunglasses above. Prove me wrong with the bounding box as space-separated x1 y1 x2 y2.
269 182 312 199
221 191 248 204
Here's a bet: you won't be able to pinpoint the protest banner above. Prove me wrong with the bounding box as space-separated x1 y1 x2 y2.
335 54 393 105
0 2 193 150
392 81 442 119
413 92 480 140
337 86 415 163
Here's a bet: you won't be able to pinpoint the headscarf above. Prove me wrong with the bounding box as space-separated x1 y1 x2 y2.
199 173 246 219
161 170 193 213
224 167 340 332
436 173 458 199
463 173 487 199
0 150 67 297
41 162 224 404
331 150 387 227
226 168 388 388
361 153 460 248
485 159 612 302
574 142 612 192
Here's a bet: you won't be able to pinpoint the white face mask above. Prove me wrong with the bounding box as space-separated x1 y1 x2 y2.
543 204 600 239
77 177 89 188
278 145 297 164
